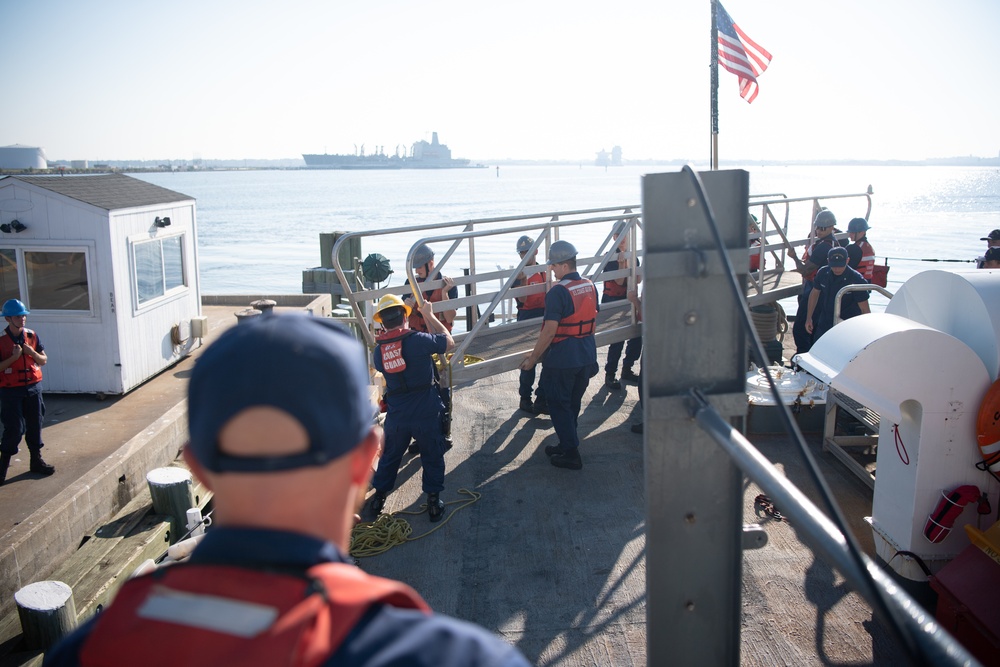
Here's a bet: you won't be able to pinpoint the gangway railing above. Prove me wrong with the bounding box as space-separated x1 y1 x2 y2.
834 283 894 325
329 206 643 387
746 187 875 307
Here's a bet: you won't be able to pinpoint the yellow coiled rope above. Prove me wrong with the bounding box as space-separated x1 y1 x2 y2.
349 488 482 558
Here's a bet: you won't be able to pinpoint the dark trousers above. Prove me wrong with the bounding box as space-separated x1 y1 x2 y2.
517 308 545 401
373 416 446 494
792 285 815 356
0 384 44 456
540 364 594 451
605 337 642 375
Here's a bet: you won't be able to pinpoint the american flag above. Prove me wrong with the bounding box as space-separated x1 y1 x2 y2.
716 2 772 104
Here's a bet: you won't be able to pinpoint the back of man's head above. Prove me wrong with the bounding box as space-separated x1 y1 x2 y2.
187 314 373 474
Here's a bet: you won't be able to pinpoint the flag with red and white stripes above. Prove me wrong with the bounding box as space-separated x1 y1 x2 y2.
716 2 772 103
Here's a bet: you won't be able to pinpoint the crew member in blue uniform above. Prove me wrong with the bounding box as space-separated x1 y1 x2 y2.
793 209 841 355
44 313 528 667
519 240 600 470
600 222 642 390
369 294 455 521
513 235 548 414
805 246 871 342
0 299 54 485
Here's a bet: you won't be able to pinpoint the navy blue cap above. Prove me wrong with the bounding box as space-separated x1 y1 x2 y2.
187 314 373 473
828 247 849 268
982 229 1000 241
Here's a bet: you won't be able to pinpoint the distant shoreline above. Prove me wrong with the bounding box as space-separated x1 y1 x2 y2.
3 156 999 175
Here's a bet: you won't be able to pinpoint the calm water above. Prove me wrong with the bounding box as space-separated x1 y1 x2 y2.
135 165 1000 311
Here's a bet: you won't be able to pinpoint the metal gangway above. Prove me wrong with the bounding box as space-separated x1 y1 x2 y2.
329 207 643 387
325 186 875 389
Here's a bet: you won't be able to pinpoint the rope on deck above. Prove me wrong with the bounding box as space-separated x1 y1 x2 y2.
350 488 482 558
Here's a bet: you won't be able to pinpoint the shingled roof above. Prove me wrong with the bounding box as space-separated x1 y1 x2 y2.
6 173 193 211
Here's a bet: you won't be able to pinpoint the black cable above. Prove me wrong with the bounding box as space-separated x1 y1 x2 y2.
680 165 929 666
882 256 975 263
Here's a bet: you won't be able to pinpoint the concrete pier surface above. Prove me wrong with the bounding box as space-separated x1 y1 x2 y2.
0 306 903 665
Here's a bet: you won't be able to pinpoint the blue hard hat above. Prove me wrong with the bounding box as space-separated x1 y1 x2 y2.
516 235 533 254
847 217 870 233
1 299 28 317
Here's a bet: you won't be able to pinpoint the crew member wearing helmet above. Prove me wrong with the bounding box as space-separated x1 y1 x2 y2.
793 209 844 355
513 236 548 414
404 244 457 333
519 241 599 471
845 217 876 282
805 247 871 343
404 244 459 449
600 222 642 390
0 299 54 485
369 294 455 521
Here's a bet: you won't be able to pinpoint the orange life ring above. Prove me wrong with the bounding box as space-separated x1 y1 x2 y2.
975 378 1000 473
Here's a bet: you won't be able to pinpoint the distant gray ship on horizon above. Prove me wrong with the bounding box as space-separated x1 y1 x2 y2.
303 132 477 169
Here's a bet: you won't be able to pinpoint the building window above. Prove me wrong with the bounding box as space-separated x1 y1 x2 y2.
0 247 92 313
135 235 186 305
26 251 92 311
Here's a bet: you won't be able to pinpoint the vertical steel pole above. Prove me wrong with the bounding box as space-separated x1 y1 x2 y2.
710 0 720 170
643 169 749 665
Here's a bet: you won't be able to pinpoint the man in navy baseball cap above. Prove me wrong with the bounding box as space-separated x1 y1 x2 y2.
805 247 871 342
46 313 530 667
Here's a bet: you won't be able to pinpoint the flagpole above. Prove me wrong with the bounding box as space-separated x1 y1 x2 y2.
710 0 719 170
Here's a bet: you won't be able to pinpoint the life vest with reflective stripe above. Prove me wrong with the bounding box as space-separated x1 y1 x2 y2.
79 562 429 667
407 277 453 333
853 238 876 281
0 329 42 388
376 328 415 374
552 278 597 344
517 270 547 311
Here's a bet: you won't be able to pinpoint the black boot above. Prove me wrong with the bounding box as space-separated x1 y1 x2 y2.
0 454 10 486
369 490 388 515
427 493 445 522
29 452 55 476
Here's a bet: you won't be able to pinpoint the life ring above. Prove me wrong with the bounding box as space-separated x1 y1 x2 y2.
975 378 1000 473
923 485 987 544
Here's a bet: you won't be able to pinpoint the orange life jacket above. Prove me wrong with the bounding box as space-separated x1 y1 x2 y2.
552 278 598 344
0 328 42 388
854 238 876 281
407 278 453 333
79 561 429 667
517 270 546 311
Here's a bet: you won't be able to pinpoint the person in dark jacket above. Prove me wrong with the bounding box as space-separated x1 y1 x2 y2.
512 235 548 414
519 241 600 471
601 223 642 390
0 299 54 485
805 247 871 342
44 313 530 667
369 294 455 522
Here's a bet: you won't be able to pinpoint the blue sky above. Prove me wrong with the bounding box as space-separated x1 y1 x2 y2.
2 0 998 162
